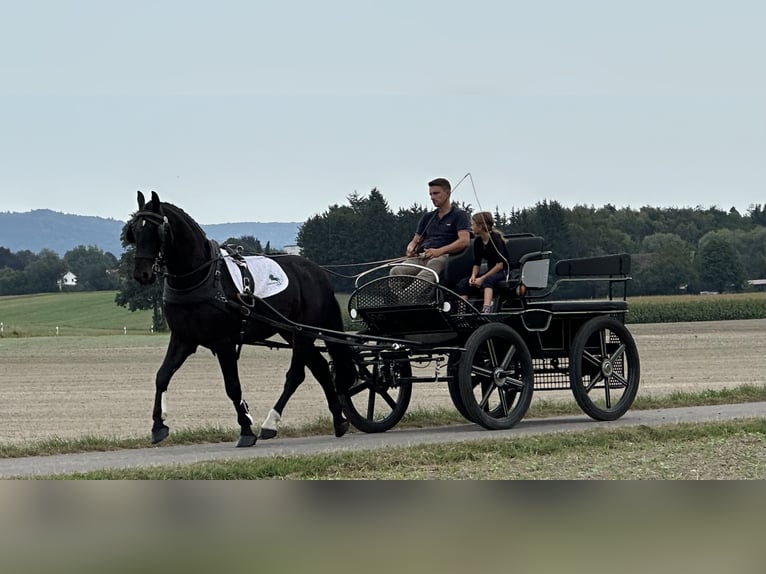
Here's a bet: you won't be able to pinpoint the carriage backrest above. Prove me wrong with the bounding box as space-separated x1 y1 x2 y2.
554 253 631 277
503 233 545 270
441 244 474 289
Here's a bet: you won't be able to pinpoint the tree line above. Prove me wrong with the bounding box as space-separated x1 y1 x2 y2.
0 245 119 295
2 194 764 331
297 190 766 295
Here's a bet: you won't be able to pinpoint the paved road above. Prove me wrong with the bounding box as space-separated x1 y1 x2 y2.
2 402 763 478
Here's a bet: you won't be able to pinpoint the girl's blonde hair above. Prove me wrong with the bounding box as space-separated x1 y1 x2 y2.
472 211 494 232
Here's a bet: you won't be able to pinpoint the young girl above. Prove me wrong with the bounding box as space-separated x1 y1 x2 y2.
456 212 510 313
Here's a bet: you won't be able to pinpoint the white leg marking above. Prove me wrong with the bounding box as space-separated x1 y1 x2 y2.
241 400 254 425
262 408 281 431
161 392 167 421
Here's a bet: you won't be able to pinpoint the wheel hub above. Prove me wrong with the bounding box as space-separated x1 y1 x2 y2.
601 359 613 377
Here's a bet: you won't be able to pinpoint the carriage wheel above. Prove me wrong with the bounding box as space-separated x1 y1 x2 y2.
569 316 641 421
458 323 534 430
448 354 514 424
340 356 413 433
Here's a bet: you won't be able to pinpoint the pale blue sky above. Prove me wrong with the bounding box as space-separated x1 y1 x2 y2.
1 0 764 223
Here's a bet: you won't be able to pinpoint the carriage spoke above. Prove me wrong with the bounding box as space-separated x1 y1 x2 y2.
379 390 398 410
583 350 602 369
478 384 495 411
585 371 604 393
611 372 629 388
609 344 626 364
599 330 608 358
505 376 526 390
485 339 499 367
500 345 517 370
604 376 612 408
497 388 510 416
346 381 370 398
471 365 494 379
366 390 376 419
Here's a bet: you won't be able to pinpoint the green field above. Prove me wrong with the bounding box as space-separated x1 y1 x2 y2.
627 292 766 323
0 291 154 337
1 290 763 338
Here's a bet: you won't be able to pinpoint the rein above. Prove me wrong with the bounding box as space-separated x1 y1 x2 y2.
318 257 407 279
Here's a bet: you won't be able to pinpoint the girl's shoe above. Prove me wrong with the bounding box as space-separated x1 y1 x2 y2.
481 304 493 314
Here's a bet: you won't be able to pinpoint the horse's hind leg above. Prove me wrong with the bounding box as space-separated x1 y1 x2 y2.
303 345 349 438
260 347 307 440
215 345 257 447
152 332 197 444
260 337 348 440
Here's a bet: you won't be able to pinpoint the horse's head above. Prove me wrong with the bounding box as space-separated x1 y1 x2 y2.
126 190 171 285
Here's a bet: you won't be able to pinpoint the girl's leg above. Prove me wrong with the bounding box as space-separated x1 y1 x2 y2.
481 287 494 313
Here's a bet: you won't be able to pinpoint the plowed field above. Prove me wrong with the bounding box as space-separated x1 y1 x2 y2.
1 320 763 444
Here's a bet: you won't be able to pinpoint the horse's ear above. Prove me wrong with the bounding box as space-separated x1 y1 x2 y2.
137 191 145 210
151 191 161 213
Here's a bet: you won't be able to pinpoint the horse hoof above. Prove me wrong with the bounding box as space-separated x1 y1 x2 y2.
236 434 258 448
334 419 350 438
259 428 277 440
151 426 169 444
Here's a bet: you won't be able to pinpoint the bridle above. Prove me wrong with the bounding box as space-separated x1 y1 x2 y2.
130 210 172 276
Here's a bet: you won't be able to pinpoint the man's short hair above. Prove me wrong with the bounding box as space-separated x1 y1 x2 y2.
428 178 451 192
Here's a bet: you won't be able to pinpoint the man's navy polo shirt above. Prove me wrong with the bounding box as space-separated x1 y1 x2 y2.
417 207 471 250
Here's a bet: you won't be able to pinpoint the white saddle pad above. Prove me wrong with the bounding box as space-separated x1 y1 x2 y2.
221 250 289 299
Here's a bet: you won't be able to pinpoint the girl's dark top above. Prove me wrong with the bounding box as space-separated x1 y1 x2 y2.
473 232 509 274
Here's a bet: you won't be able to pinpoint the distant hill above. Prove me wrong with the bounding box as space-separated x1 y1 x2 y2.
0 209 301 256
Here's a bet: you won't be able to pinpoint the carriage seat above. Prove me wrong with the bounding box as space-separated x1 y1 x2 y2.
441 233 546 289
522 253 632 315
527 299 628 313
441 233 550 302
490 234 549 292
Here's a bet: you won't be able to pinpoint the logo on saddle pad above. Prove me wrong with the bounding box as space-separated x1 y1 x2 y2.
267 273 282 286
221 250 290 299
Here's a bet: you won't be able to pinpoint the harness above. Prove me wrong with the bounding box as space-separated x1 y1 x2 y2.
131 206 276 357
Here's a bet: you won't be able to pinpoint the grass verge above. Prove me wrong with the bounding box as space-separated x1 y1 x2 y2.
48 419 765 479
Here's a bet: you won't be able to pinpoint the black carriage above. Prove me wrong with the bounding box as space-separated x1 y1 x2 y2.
341 234 640 433
126 192 640 445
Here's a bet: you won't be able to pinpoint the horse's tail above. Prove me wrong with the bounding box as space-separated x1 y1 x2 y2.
325 297 357 394
327 340 356 394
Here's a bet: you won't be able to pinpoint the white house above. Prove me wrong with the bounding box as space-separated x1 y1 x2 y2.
58 271 77 290
283 244 301 256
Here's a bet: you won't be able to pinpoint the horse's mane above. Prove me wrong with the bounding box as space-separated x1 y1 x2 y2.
153 201 208 241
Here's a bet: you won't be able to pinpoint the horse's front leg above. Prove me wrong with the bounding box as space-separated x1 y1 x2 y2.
215 345 257 447
152 332 197 444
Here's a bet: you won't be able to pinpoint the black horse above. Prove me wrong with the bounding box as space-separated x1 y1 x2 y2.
126 191 355 447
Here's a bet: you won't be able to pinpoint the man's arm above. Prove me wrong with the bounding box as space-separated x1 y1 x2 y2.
405 233 423 257
424 229 470 258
